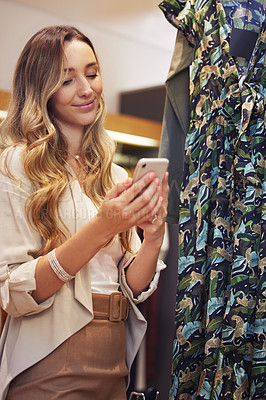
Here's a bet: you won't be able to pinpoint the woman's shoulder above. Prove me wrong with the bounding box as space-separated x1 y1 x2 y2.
111 163 128 183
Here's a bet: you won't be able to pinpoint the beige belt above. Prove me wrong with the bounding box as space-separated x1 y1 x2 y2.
92 292 130 322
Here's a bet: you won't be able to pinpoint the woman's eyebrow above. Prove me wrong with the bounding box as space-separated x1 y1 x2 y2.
64 62 98 72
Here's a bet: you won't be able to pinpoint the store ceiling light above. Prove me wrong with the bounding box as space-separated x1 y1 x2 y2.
106 130 159 147
0 110 7 119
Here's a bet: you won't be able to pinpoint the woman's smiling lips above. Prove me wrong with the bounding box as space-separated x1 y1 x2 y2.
73 100 95 111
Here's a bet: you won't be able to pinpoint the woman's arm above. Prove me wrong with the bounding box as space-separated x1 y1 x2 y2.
32 172 165 303
124 172 169 296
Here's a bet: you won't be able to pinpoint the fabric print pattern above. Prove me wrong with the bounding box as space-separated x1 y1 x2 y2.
159 0 266 399
223 0 265 33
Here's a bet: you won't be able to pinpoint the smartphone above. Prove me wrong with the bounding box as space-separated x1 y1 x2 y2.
133 158 169 185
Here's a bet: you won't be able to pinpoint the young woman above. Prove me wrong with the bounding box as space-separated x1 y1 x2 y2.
0 26 168 399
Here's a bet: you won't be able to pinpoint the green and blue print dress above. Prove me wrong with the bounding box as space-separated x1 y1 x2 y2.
159 0 266 398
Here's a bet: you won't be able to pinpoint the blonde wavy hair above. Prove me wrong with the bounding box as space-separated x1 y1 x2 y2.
0 25 132 256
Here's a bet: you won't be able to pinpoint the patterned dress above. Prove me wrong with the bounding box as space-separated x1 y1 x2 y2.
159 0 266 398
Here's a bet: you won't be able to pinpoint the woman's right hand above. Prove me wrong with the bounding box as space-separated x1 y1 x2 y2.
96 172 161 236
33 173 160 303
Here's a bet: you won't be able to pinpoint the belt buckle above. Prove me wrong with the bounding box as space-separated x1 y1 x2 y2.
109 292 123 322
128 392 145 399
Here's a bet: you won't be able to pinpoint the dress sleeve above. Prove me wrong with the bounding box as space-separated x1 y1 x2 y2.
0 147 55 317
118 228 166 304
159 0 197 46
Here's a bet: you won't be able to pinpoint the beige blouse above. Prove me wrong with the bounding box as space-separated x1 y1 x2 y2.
0 146 166 399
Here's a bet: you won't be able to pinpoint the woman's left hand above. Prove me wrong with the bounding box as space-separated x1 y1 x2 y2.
138 172 169 246
124 172 169 297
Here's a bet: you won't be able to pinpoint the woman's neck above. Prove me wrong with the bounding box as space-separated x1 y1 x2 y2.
58 122 84 156
66 138 83 157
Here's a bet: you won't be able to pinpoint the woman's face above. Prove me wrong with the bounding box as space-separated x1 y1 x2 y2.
49 39 103 135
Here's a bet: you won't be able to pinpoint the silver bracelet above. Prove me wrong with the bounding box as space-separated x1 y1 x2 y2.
47 249 75 282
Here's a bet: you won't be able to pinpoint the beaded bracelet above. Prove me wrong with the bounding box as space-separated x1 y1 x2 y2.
47 249 75 282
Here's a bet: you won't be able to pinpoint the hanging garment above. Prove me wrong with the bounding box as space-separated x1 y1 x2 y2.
159 0 266 398
159 31 193 224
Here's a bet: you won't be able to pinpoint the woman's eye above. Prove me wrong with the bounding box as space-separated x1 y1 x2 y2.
63 79 72 86
87 74 98 79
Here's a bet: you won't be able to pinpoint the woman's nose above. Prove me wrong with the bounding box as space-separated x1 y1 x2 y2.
77 77 93 96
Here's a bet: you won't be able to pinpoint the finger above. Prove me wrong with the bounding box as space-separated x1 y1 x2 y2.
149 193 168 223
122 172 156 203
124 179 160 222
120 184 159 225
139 195 163 225
133 177 159 207
151 196 164 222
141 186 161 222
161 172 169 203
106 178 133 200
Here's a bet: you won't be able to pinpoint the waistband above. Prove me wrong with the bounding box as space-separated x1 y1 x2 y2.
92 292 130 322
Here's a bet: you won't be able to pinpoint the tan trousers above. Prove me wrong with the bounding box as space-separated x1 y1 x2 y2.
7 292 129 400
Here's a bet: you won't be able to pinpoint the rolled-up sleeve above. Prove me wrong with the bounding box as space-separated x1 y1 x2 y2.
0 148 55 317
119 229 167 304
